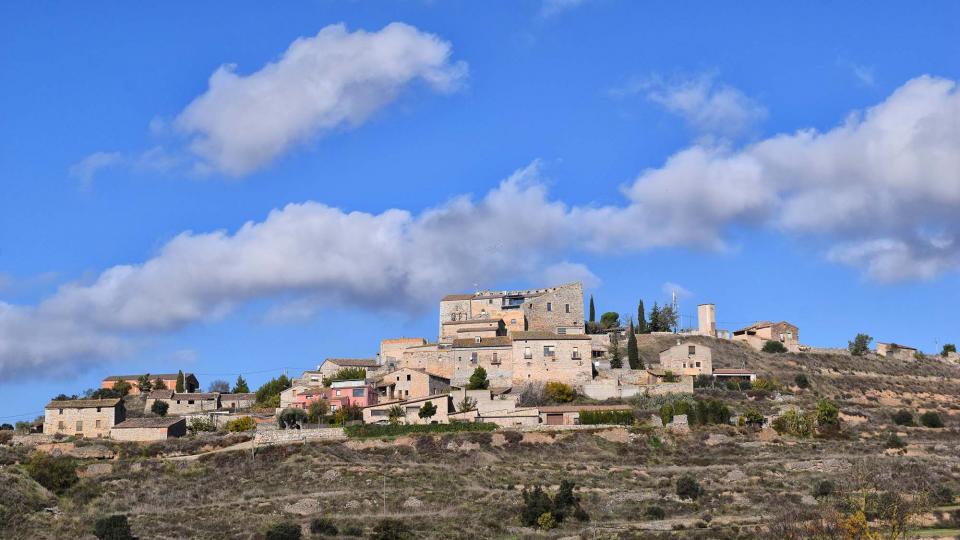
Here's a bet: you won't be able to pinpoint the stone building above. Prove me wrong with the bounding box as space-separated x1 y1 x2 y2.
438 282 585 341
510 331 592 385
44 398 125 438
539 404 633 426
316 358 381 382
400 343 453 378
450 336 514 387
697 304 716 337
220 393 256 410
733 321 799 351
110 417 187 441
876 342 920 361
100 372 199 395
379 337 428 365
449 388 541 427
658 341 713 376
165 393 221 415
375 367 450 401
362 394 454 425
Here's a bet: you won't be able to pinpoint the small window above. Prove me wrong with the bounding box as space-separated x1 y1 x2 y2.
58 421 64 430
96 407 101 413
544 345 556 357
475 336 481 344
188 400 195 405
524 346 532 359
76 421 82 432
58 408 63 414
352 389 364 397
397 376 401 381
557 327 567 335
688 346 696 355
488 299 492 304
492 352 499 364
572 347 580 359
406 374 411 381
95 420 101 428
565 304 570 313
787 331 794 339
336 390 341 396
529 303 533 309
547 302 552 312
510 318 517 324
471 352 478 364
695 361 701 368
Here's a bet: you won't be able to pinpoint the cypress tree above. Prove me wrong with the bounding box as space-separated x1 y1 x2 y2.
609 331 623 368
637 299 647 334
627 320 640 369
175 370 185 393
588 295 596 322
649 302 661 332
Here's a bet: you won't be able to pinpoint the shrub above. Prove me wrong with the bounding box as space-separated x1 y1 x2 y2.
369 518 410 540
933 485 955 505
794 373 810 389
676 475 702 500
466 367 489 390
187 417 216 433
848 333 872 356
150 400 168 417
94 514 135 540
225 416 256 432
342 525 363 537
762 340 787 353
660 402 674 425
417 401 438 421
693 374 715 388
278 408 308 429
645 505 666 520
816 400 840 428
885 432 907 449
813 479 834 499
309 517 338 536
743 409 764 427
579 410 634 425
920 411 944 428
26 452 78 494
891 409 914 426
942 344 957 357
536 512 556 530
332 404 363 425
327 367 366 383
544 382 575 403
307 400 330 424
265 521 301 540
520 481 588 528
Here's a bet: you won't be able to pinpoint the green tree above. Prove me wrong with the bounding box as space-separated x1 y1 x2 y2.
26 452 78 494
942 343 957 357
388 405 405 425
112 380 131 397
848 333 873 356
327 367 366 383
627 320 640 369
658 304 678 332
649 302 661 332
920 411 944 428
152 377 166 391
136 374 153 393
278 407 308 429
599 311 620 330
418 401 437 421
588 295 595 322
150 400 168 417
175 370 185 393
255 374 292 407
232 375 250 393
307 400 329 424
762 340 788 353
636 299 647 334
816 400 840 428
94 514 135 540
609 331 622 368
466 366 490 390
676 475 703 500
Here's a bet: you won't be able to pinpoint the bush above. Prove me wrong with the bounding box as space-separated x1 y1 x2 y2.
187 417 216 433
344 422 497 438
327 367 366 383
225 416 256 432
676 475 703 500
816 400 840 428
536 512 556 530
26 452 78 494
772 409 817 438
933 485 955 505
579 410 634 425
762 340 787 353
743 409 764 427
920 411 944 428
94 514 135 540
309 517 338 536
520 481 588 528
150 400 168 417
848 333 872 356
885 432 907 449
369 518 410 540
645 505 666 520
342 525 363 537
891 409 914 426
813 479 834 499
544 381 576 403
942 343 957 357
417 401 437 421
278 408 308 429
693 374 715 388
265 521 301 540
794 373 810 389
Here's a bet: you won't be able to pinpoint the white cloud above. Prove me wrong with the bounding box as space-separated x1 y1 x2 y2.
662 282 693 299
852 64 876 87
619 74 767 138
69 151 122 189
540 0 590 17
542 262 600 290
175 22 466 176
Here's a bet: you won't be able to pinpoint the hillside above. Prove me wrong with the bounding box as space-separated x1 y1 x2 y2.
4 337 960 539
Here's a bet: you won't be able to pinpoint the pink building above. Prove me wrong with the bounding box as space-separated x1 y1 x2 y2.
288 380 378 411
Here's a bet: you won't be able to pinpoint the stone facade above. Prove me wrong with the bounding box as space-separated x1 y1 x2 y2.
165 393 221 415
539 404 633 426
110 417 187 441
219 393 256 410
658 341 713 376
254 427 346 446
697 304 716 337
379 337 427 364
510 331 592 386
317 358 381 382
733 321 800 351
876 342 919 361
376 367 450 401
362 394 454 425
449 388 540 427
450 337 514 387
44 399 125 438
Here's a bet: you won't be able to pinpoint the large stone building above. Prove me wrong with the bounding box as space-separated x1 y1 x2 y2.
733 321 799 351
376 367 450 401
111 417 187 441
449 336 514 387
44 398 125 438
510 331 592 385
379 337 428 366
659 341 713 376
438 282 585 341
316 358 381 382
100 372 199 395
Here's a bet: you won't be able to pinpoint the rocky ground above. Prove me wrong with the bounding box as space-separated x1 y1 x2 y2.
3 336 960 539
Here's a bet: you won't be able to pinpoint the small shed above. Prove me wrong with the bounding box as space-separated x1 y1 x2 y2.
110 417 187 442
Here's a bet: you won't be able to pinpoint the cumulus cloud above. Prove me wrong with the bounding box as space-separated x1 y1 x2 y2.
617 74 767 138
175 22 466 176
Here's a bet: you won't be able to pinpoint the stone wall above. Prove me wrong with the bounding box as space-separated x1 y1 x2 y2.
449 345 513 387
523 283 585 333
254 427 346 446
511 336 592 385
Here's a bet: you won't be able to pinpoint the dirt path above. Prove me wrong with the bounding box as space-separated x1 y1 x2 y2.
164 439 255 461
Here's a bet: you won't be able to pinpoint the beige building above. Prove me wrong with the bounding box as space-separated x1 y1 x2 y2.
697 304 716 337
44 398 125 438
539 404 633 426
111 417 187 441
450 336 514 387
876 342 919 361
449 388 540 427
317 358 381 382
659 341 713 376
380 337 428 365
733 321 799 351
362 394 454 425
220 393 256 410
376 367 450 401
510 331 592 385
148 392 221 415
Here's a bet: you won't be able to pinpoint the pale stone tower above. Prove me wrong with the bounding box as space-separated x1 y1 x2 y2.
697 304 716 337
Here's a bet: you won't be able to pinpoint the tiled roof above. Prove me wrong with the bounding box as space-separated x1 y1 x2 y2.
112 417 185 429
172 393 219 400
713 368 755 375
510 331 591 341
102 373 190 381
324 358 379 368
46 398 122 409
147 390 174 399
220 393 256 400
452 336 513 348
441 294 475 301
539 404 633 413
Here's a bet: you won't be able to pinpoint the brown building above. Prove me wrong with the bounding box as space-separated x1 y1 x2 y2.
380 337 428 365
658 341 713 376
510 331 592 385
110 417 187 441
733 321 799 352
375 367 451 401
100 372 199 395
44 398 125 438
539 404 633 426
876 342 920 361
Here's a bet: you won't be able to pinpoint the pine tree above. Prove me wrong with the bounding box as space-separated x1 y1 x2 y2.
637 299 647 334
627 320 640 369
609 331 623 368
175 370 185 393
649 302 661 332
232 375 250 393
588 295 596 322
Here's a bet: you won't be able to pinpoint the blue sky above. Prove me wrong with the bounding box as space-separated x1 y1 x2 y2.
1 1 959 421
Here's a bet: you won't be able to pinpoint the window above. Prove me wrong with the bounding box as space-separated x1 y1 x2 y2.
335 390 341 396
406 374 411 381
511 318 517 325
58 421 64 430
565 304 570 313
58 409 63 414
96 407 101 413
352 389 364 397
695 361 701 368
524 346 532 359
557 327 567 335
544 345 556 357
546 302 552 312
572 347 580 359
188 400 195 405
76 421 82 432
95 420 101 428
488 299 492 304
787 331 794 339
688 345 696 355
470 352 478 364
529 303 533 309
475 336 481 344
492 352 499 364
397 376 401 381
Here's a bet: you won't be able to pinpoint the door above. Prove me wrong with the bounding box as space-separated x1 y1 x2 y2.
546 413 564 425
